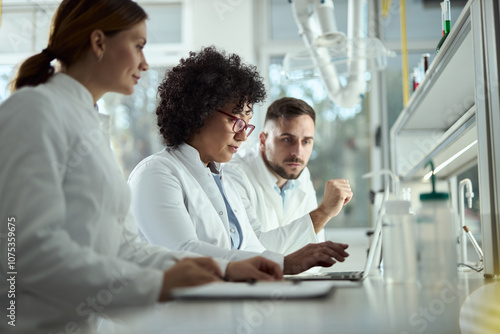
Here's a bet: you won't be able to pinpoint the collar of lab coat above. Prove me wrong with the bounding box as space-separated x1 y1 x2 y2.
50 73 94 109
170 143 232 232
173 143 222 174
50 73 112 145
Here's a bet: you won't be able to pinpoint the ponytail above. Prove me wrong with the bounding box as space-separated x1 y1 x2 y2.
11 50 56 92
10 0 147 92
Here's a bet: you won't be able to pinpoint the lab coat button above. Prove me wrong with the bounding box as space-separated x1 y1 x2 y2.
234 209 237 213
230 228 236 233
219 211 223 215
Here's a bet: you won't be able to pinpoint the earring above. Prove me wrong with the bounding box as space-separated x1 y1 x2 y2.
98 53 103 62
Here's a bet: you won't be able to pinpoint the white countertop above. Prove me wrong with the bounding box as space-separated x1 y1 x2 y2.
96 228 497 334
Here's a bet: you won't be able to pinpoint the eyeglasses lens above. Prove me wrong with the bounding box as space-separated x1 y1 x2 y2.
234 119 246 133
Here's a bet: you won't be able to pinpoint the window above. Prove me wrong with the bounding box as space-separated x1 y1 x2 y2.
0 1 184 179
268 54 371 228
265 0 371 227
99 67 167 179
381 1 465 42
0 2 57 55
270 0 349 41
0 65 14 100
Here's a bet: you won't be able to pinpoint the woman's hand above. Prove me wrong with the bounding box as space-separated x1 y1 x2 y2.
158 257 223 301
225 256 283 282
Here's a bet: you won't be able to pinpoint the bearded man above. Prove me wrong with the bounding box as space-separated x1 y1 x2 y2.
225 97 353 254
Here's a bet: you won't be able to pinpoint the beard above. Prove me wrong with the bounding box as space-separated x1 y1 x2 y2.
265 157 305 180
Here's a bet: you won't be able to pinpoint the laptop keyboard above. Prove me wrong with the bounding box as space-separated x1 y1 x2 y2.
324 271 364 280
284 270 365 281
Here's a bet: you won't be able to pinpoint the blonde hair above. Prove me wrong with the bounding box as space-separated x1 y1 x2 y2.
11 0 147 92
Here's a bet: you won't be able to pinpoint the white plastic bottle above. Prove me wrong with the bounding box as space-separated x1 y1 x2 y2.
415 185 457 287
382 200 417 284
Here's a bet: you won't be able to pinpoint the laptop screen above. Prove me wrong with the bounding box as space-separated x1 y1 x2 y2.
360 188 388 278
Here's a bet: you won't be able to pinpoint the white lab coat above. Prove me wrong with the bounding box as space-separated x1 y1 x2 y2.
0 74 227 332
224 144 325 255
128 143 284 267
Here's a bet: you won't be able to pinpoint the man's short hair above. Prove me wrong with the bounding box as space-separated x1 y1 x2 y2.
264 97 316 125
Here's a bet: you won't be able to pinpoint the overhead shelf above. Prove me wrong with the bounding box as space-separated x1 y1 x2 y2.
395 108 477 180
390 2 477 181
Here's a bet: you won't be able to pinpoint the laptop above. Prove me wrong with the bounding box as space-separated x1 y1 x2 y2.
285 190 387 282
171 281 337 300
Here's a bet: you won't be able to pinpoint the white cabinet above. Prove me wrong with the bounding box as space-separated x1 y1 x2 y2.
390 0 500 277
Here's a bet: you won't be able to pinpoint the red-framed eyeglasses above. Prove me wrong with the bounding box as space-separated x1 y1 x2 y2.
216 110 255 137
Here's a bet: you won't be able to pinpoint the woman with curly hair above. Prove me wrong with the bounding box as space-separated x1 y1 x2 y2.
129 46 350 275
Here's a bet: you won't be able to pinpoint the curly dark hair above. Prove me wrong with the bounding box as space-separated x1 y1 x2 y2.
156 46 267 147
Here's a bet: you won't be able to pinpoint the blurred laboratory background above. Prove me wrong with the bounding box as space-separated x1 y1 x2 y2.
0 0 496 274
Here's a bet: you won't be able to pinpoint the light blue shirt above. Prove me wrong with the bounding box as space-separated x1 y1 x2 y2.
212 173 243 249
273 180 296 208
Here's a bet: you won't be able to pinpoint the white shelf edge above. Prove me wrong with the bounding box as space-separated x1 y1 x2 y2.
399 105 477 181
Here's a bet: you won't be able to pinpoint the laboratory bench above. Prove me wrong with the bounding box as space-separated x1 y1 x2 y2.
97 229 498 334
100 0 500 330
99 270 493 334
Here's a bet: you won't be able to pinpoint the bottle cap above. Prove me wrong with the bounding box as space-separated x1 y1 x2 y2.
419 160 449 201
420 192 449 201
